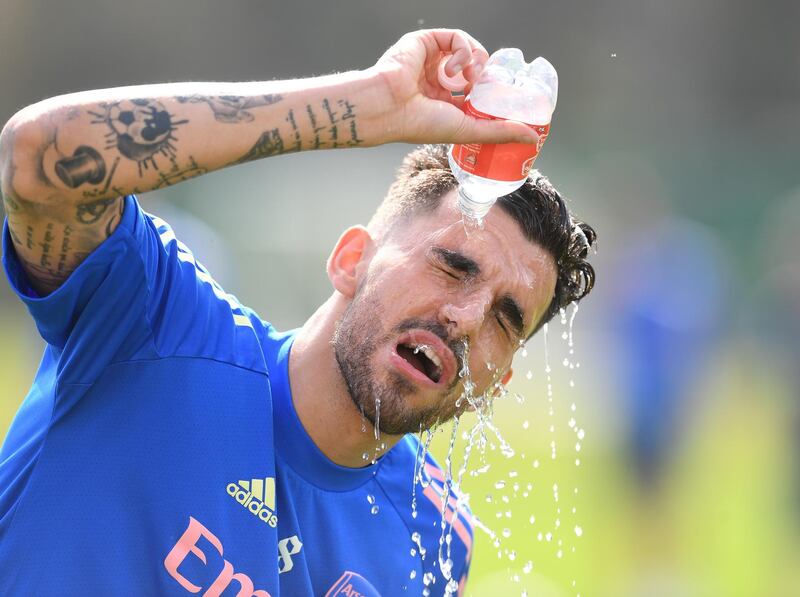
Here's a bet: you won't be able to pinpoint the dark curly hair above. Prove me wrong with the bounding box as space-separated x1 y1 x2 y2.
369 144 596 335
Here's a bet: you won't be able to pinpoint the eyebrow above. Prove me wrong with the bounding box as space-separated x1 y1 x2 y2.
430 246 481 279
497 294 526 339
431 245 528 338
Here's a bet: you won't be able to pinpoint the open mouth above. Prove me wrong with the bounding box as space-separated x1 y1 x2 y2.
391 330 457 388
397 343 443 383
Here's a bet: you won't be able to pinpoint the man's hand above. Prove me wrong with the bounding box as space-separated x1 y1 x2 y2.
370 29 540 146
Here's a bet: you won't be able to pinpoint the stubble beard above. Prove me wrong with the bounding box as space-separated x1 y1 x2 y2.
332 286 466 436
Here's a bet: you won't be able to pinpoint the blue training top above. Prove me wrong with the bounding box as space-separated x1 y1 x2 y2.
0 196 473 596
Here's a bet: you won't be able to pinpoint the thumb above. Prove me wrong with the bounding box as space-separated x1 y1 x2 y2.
455 116 540 145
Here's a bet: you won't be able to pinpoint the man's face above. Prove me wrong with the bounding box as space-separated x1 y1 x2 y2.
333 190 557 435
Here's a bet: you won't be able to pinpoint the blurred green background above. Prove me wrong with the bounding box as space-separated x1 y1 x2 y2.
1 1 798 595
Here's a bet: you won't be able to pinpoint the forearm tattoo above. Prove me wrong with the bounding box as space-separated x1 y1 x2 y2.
176 94 283 123
230 97 363 165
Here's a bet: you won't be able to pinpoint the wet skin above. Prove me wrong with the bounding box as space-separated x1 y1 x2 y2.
341 189 558 430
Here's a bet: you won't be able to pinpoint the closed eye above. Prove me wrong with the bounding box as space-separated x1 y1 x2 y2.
440 266 461 280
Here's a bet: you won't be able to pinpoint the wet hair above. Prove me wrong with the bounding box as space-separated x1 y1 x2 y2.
368 144 596 335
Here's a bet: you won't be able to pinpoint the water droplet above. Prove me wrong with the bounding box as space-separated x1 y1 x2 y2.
568 418 576 428
529 515 536 524
533 459 540 468
371 505 379 515
525 370 533 380
508 471 518 478
523 560 533 574
410 569 417 579
522 419 529 430
361 452 369 460
367 494 375 504
556 549 563 559
575 525 583 537
545 532 552 542
410 547 416 556
575 442 582 452
372 400 382 443
577 428 585 440
502 528 511 538
508 550 516 561
494 480 506 490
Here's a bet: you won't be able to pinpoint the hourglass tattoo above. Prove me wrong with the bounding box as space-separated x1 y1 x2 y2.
88 99 189 176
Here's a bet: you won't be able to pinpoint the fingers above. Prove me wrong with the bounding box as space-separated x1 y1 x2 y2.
457 116 541 145
427 29 490 93
430 30 473 76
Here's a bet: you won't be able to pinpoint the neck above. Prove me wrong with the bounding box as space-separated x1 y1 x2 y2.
288 294 403 468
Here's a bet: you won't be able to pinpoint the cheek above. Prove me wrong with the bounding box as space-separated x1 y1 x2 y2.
466 336 514 389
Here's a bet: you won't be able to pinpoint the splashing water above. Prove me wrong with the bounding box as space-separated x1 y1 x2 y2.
374 398 381 441
407 301 587 593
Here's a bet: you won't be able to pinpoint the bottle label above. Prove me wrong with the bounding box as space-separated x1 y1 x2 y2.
451 101 550 182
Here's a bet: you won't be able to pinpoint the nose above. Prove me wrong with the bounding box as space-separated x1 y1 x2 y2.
439 291 492 339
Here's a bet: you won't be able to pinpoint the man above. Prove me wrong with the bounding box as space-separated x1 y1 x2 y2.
0 29 595 595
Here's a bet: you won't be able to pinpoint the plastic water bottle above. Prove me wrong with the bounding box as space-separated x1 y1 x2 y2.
448 48 558 224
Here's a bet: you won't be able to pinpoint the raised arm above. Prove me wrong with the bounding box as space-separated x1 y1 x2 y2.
0 29 538 295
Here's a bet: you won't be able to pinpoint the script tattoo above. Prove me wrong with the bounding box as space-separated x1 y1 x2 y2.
176 94 283 123
89 99 188 176
76 197 118 224
285 110 302 153
37 223 55 269
306 98 363 150
225 97 363 166
153 156 208 189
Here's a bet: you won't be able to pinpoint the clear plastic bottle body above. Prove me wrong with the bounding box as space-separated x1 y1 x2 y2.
448 151 526 221
449 49 558 223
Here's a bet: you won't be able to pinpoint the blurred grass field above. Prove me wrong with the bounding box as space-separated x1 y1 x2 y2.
2 310 799 596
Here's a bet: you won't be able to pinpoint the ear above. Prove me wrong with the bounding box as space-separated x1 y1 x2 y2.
326 225 374 298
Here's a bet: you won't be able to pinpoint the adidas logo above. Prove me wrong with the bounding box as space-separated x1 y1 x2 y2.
226 477 278 527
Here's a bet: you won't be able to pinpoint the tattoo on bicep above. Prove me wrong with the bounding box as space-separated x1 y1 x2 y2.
37 223 55 269
17 253 68 289
89 99 188 176
176 94 283 123
7 225 23 247
76 197 118 224
57 224 73 273
2 191 21 213
104 199 124 237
